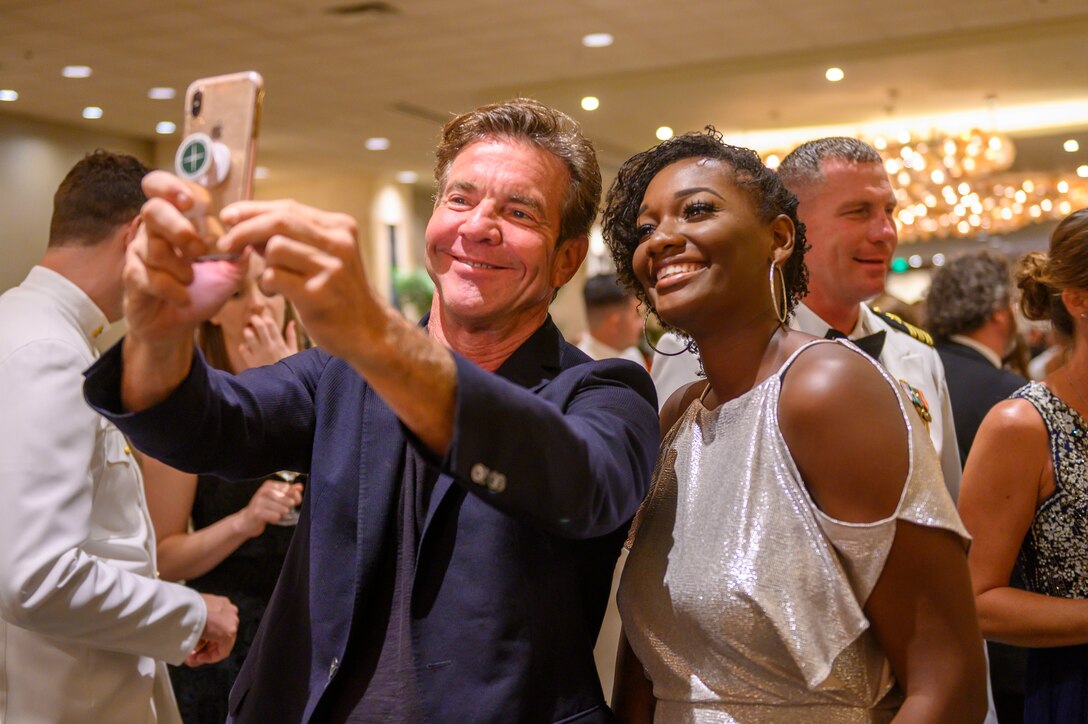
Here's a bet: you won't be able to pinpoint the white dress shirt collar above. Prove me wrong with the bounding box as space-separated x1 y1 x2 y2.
791 302 875 339
948 334 1003 368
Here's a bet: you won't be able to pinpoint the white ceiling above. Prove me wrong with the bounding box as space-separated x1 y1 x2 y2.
2 0 1087 181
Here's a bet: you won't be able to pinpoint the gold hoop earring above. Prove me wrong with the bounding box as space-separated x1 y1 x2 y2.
642 319 697 357
769 263 787 324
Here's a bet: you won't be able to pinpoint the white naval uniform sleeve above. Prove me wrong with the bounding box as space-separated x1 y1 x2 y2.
931 357 963 501
0 338 205 664
865 305 962 501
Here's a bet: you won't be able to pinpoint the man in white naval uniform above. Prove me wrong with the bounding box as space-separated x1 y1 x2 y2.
650 137 961 500
578 273 646 367
0 151 238 723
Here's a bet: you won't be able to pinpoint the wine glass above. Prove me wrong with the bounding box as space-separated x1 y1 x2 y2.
270 470 304 526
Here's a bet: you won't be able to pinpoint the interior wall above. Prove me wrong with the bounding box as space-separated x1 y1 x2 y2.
0 113 155 293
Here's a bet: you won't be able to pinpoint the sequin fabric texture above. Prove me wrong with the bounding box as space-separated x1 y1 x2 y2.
1014 382 1088 598
617 339 969 722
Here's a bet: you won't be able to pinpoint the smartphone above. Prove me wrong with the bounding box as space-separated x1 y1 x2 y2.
174 71 264 257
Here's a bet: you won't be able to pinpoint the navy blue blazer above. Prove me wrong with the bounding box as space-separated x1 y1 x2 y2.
84 318 658 723
936 340 1026 465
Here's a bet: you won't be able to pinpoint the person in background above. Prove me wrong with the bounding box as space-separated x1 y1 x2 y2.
144 252 309 723
83 99 658 722
925 251 1029 723
578 273 646 367
926 251 1027 463
960 209 1088 724
0 150 237 723
1027 324 1067 381
605 130 985 722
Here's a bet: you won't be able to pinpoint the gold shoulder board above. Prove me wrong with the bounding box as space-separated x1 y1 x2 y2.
872 308 934 347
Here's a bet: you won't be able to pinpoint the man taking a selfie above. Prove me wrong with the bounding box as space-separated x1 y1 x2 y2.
84 99 658 722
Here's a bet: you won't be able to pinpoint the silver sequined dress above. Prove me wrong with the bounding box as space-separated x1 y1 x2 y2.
617 339 969 722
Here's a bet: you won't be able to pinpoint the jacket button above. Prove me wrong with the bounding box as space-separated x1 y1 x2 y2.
470 463 489 485
487 471 506 493
329 657 340 679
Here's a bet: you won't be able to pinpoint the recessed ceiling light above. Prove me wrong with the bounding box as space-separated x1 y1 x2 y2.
255 166 271 180
148 87 176 100
365 137 390 151
1064 139 1080 153
581 96 599 111
155 121 176 134
395 171 418 184
582 33 613 48
82 106 103 120
63 65 93 78
655 126 673 141
0 90 17 102
1077 165 1088 178
825 67 845 82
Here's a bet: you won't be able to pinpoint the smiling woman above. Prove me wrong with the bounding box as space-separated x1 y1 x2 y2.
602 130 808 346
602 129 987 723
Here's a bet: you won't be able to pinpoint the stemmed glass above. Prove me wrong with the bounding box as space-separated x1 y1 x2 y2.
270 470 304 526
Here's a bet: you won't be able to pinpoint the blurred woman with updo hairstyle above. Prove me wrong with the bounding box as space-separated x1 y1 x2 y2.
959 208 1088 723
141 253 310 722
603 129 985 722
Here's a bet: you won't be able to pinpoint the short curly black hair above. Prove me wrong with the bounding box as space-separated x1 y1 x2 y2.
601 128 808 332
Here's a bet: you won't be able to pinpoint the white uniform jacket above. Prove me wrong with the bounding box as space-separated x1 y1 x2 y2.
576 334 646 367
649 303 961 499
0 267 206 723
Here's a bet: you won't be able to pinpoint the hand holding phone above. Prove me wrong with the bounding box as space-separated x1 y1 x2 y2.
174 71 264 259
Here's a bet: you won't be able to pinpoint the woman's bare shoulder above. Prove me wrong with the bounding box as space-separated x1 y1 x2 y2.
779 341 890 417
779 341 909 522
659 379 709 438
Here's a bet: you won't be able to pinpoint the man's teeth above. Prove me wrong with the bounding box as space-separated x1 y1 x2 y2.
656 263 704 281
464 259 499 269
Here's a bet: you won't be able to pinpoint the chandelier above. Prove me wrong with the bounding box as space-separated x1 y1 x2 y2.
875 128 1015 184
892 171 1088 241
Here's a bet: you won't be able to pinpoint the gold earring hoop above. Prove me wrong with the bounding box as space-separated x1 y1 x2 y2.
769 263 787 324
642 317 697 357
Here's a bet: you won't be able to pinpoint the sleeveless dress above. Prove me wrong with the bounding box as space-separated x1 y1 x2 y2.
168 474 296 723
617 339 969 722
1013 382 1088 723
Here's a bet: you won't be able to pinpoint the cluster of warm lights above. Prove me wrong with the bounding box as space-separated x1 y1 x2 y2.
892 172 1088 241
875 129 1016 186
877 129 1088 241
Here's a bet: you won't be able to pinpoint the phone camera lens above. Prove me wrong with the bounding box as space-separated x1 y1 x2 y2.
191 90 203 117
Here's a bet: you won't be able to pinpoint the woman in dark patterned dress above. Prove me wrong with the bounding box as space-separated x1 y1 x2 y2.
960 208 1088 723
142 254 309 722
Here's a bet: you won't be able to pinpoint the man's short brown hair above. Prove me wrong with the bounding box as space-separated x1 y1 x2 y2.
433 98 601 244
48 149 149 248
777 136 885 193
